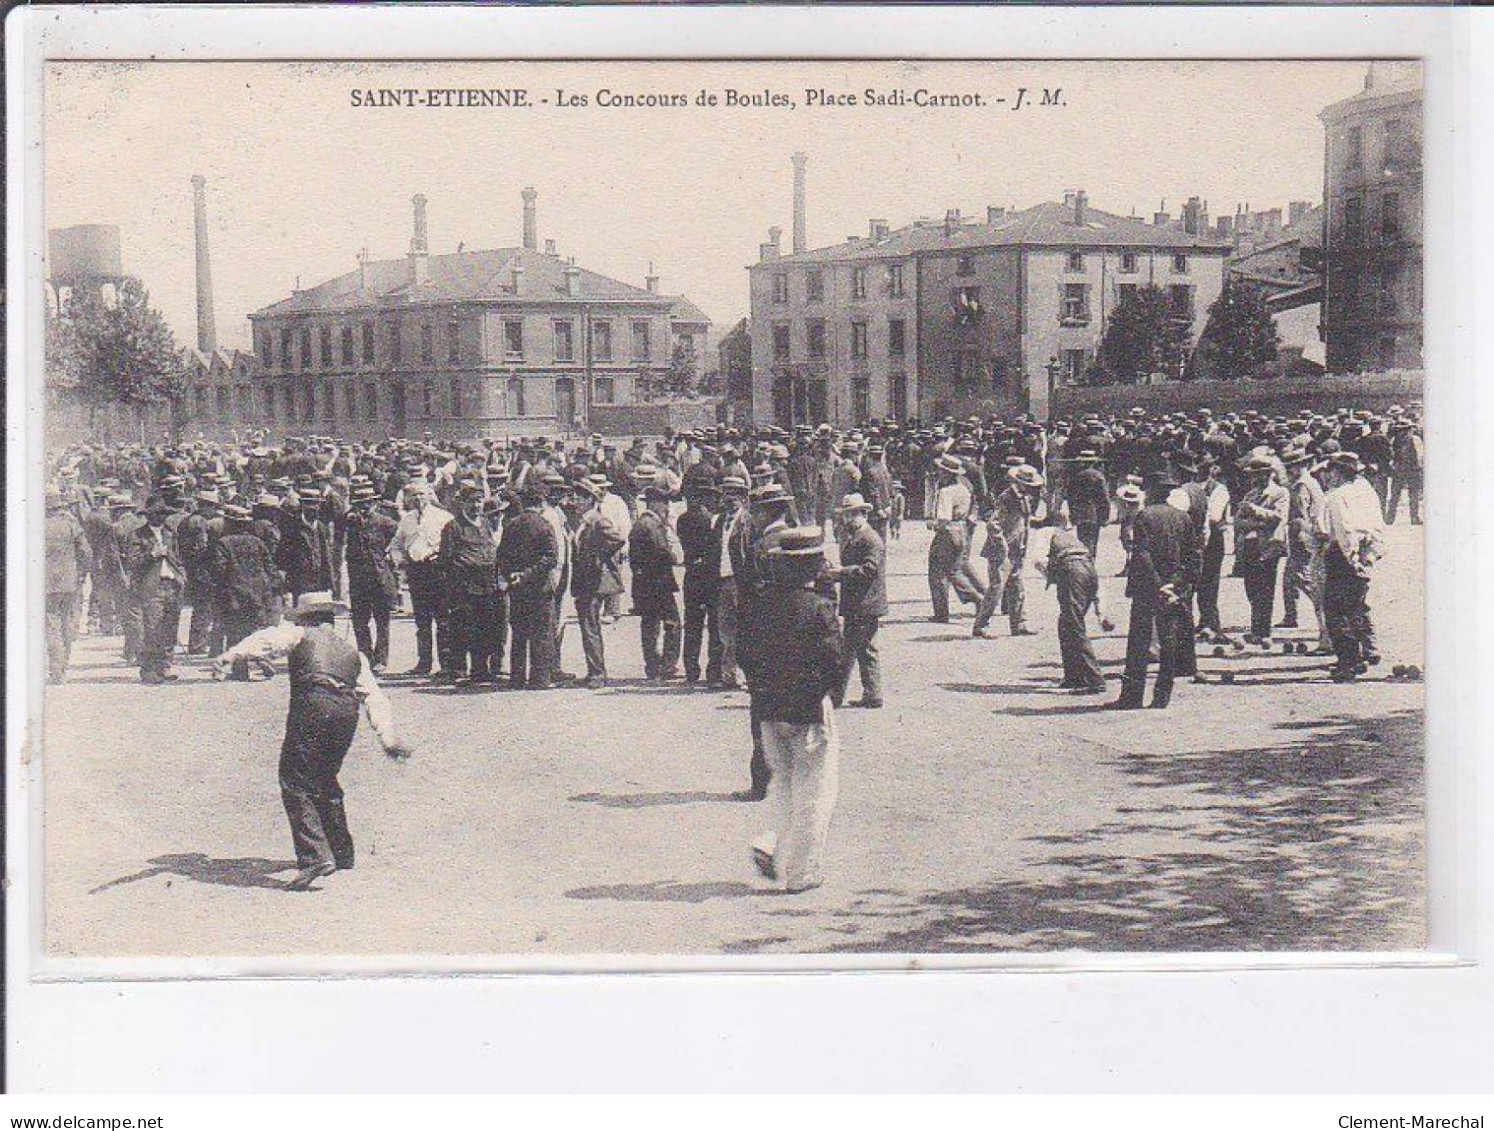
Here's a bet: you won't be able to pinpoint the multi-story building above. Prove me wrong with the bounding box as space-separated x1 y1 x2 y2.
748 191 1230 426
1319 62 1423 372
227 191 704 441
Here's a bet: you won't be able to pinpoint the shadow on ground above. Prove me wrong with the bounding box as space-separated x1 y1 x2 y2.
90 853 296 895
826 708 1425 953
566 880 760 903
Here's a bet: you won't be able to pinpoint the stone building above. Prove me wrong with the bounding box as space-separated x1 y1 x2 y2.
748 185 1230 426
216 190 705 441
1318 62 1423 372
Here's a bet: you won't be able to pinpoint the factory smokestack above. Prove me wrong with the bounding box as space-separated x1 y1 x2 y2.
409 193 430 286
522 186 538 251
791 152 808 254
190 174 217 353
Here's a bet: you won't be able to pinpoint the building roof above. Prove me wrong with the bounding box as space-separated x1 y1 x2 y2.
251 246 669 319
757 200 1232 268
668 295 711 326
1320 64 1422 122
181 346 254 372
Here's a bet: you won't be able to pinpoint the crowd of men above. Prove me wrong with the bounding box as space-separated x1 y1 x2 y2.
41 399 1422 889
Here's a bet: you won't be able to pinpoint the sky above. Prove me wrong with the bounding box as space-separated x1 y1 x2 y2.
44 59 1385 350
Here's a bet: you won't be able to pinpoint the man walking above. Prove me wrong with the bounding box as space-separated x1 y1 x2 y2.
209 503 277 681
1038 504 1106 695
972 464 1041 638
45 485 91 685
1319 452 1386 681
343 480 401 672
570 477 626 687
123 497 186 685
829 493 885 709
629 481 684 681
927 454 985 623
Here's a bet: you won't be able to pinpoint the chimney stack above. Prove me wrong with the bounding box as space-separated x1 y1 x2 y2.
791 152 808 254
510 260 525 294
409 194 430 286
564 262 581 297
522 187 539 251
645 262 659 293
869 218 889 240
1289 200 1310 228
944 208 961 236
1153 199 1170 228
1074 190 1089 226
760 227 782 262
987 205 1006 225
1182 196 1201 235
190 174 217 353
357 247 369 291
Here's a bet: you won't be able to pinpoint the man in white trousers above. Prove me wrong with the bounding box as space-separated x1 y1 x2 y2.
744 526 848 893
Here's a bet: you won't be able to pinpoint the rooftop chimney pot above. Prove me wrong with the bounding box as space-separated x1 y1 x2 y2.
1074 190 1089 226
563 263 581 297
522 187 538 251
544 238 557 256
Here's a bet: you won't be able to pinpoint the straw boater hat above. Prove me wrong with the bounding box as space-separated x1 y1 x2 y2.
1116 483 1145 505
934 454 964 476
770 526 826 557
1007 464 1045 490
287 590 346 622
720 474 749 495
749 482 790 506
837 492 873 514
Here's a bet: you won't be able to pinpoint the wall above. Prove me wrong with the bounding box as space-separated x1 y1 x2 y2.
917 246 1024 422
590 398 720 437
1051 369 1423 419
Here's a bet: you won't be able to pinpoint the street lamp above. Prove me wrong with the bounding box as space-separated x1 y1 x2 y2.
1045 354 1061 423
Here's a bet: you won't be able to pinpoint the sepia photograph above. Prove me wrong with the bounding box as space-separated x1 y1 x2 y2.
35 57 1427 963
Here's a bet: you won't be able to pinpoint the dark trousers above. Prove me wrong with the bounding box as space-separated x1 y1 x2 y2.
186 577 215 653
682 577 722 683
1241 555 1281 638
1386 470 1422 524
448 589 505 679
219 606 263 680
1055 566 1104 691
509 593 555 687
574 593 608 678
122 591 143 663
139 580 183 679
90 580 123 634
1076 521 1101 562
405 561 448 673
1196 530 1226 634
1324 546 1373 672
350 589 393 669
842 613 883 703
637 590 683 678
748 696 771 796
279 686 360 870
46 591 80 683
1119 594 1185 707
928 526 983 621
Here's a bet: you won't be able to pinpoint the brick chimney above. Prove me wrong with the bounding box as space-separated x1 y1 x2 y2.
564 261 581 297
944 208 961 236
1153 199 1170 227
409 193 430 286
522 186 538 251
1182 196 1201 235
760 226 782 262
1074 190 1089 226
645 262 659 293
190 174 217 353
791 152 808 254
869 218 889 240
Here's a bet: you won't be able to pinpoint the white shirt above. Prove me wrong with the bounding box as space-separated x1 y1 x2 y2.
1320 477 1386 574
389 503 452 565
1205 481 1231 526
215 623 400 750
934 481 973 524
600 491 632 540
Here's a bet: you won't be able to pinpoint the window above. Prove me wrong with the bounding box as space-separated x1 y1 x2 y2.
322 383 336 422
319 326 332 367
421 379 434 417
554 320 574 362
1382 262 1403 317
258 331 272 368
299 327 312 370
194 387 208 418
279 328 293 369
301 380 315 422
447 321 461 364
344 382 358 422
773 323 791 362
1118 282 1139 306
1062 349 1086 385
1067 252 1085 272
388 322 402 366
594 376 615 405
361 321 375 364
216 387 230 419
772 273 789 303
504 320 524 360
364 381 378 421
806 320 827 360
340 325 354 366
890 373 908 422
990 356 1009 390
957 254 975 277
420 323 434 364
851 378 870 424
1061 282 1090 324
1342 269 1362 313
1120 253 1138 274
1378 336 1398 370
1383 192 1401 242
262 386 276 422
1346 125 1364 170
851 268 868 300
958 347 981 387
1169 284 1196 323
1172 254 1189 274
592 320 613 362
850 321 868 360
888 318 906 357
888 263 905 299
450 378 464 418
1344 197 1364 244
508 376 526 416
631 320 650 361
1384 118 1407 169
806 270 824 303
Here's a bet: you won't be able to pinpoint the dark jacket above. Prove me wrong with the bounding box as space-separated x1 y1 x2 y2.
1126 503 1200 601
46 512 92 595
438 513 500 597
276 515 333 595
571 509 626 599
210 530 276 618
122 521 185 600
836 521 888 619
749 583 848 724
676 504 721 593
1069 467 1112 526
499 509 559 599
628 509 682 598
344 509 400 602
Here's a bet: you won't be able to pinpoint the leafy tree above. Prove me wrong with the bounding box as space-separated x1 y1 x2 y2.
1096 283 1190 384
47 277 188 416
663 339 700 399
1187 278 1280 380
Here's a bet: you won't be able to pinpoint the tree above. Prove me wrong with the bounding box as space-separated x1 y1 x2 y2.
663 338 700 399
1096 283 1190 384
47 277 188 418
1187 277 1280 380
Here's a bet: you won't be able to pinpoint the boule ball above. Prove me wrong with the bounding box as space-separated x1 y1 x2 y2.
1220 671 1235 684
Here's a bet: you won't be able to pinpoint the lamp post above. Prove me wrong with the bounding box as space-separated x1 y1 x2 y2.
1044 354 1061 423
